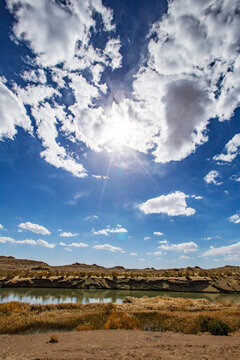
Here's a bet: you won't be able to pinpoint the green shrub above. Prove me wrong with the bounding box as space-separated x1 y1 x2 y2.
199 316 231 336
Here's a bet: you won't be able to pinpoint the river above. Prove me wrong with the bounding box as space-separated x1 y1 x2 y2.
1 288 240 304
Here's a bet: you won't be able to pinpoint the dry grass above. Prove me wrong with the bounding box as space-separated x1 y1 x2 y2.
0 297 240 335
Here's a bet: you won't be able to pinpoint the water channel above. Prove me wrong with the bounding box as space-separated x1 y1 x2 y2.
1 288 240 305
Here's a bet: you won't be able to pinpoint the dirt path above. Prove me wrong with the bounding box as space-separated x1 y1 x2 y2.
1 330 240 360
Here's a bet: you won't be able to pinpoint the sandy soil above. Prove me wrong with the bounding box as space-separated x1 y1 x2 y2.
0 330 240 360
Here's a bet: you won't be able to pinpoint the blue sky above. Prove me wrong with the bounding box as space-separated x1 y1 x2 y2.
0 0 240 268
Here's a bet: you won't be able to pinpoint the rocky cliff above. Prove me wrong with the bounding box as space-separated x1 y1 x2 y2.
1 276 240 293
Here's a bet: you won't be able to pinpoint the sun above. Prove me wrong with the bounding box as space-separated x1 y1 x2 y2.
105 119 131 151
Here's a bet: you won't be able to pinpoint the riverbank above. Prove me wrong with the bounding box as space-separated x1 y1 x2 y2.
1 330 240 360
1 296 240 335
1 275 240 293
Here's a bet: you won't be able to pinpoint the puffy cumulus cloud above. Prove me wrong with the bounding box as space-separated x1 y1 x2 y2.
4 0 240 177
0 224 4 230
130 252 138 256
204 170 222 185
0 81 32 140
139 191 195 217
31 103 88 178
4 0 120 177
106 0 240 163
21 69 47 84
6 0 114 67
0 236 55 248
18 222 50 235
0 236 15 244
158 241 198 253
93 225 128 236
203 242 240 257
93 244 125 253
60 232 78 237
213 133 240 163
229 213 240 224
153 232 163 236
144 236 150 240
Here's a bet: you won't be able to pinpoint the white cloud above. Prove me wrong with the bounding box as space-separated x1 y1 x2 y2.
0 236 15 244
0 81 32 140
21 69 47 84
204 170 222 185
31 103 88 178
4 0 240 177
130 252 138 256
144 236 150 240
158 239 168 244
180 255 190 260
59 242 66 246
153 251 162 256
60 232 78 237
203 242 240 257
0 224 4 230
36 239 55 248
202 237 212 241
158 241 198 253
93 225 128 236
191 195 203 200
67 192 88 206
138 258 145 262
213 134 240 163
69 242 88 248
64 248 72 252
153 232 163 236
84 215 98 221
93 244 124 253
6 0 114 67
16 239 37 245
18 222 50 235
92 175 109 180
229 213 240 224
0 236 55 248
139 191 195 216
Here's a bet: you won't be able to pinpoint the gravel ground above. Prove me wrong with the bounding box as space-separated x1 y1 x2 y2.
1 330 240 360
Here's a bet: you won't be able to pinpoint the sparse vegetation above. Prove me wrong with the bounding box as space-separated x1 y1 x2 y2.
104 310 140 330
48 334 59 343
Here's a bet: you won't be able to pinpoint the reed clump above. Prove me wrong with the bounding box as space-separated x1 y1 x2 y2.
0 297 239 335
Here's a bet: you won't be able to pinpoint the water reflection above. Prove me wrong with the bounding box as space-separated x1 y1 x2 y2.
0 288 240 305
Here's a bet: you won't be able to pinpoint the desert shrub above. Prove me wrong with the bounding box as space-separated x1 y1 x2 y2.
199 316 231 336
49 334 59 343
104 310 140 330
75 324 95 331
0 302 29 315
